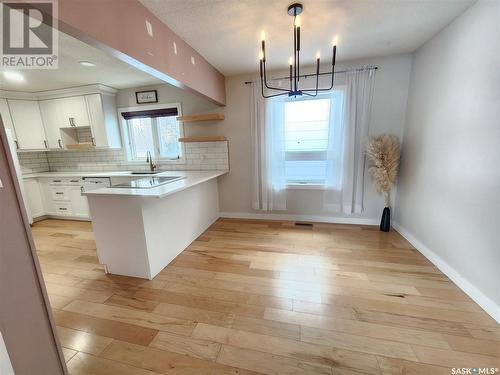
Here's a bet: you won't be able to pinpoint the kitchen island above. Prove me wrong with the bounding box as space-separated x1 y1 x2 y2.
83 170 227 279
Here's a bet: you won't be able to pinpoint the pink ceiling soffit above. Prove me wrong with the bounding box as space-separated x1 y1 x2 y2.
36 0 227 105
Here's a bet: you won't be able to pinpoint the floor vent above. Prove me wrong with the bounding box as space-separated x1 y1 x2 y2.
295 222 313 227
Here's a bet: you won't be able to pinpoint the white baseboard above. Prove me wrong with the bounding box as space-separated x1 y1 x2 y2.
392 222 500 324
219 211 379 226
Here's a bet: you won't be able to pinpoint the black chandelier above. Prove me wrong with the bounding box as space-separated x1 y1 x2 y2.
259 2 337 98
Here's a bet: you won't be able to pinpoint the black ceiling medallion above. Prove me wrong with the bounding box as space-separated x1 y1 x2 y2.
259 2 337 98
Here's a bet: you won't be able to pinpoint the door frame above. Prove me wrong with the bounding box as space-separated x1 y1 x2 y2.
0 117 67 374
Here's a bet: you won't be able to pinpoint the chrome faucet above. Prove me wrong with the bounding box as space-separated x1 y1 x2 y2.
146 151 157 172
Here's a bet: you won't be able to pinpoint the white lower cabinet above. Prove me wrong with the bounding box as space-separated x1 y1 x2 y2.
24 178 44 219
38 178 55 215
24 175 140 221
67 186 89 218
37 177 90 220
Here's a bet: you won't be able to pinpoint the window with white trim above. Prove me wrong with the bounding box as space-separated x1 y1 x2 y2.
120 104 183 161
284 93 342 185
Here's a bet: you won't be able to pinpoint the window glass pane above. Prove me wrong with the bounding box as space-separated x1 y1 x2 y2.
285 99 330 152
285 160 328 184
129 118 154 159
156 116 181 159
284 97 331 183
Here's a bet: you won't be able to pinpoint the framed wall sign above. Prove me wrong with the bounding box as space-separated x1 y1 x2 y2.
135 90 158 104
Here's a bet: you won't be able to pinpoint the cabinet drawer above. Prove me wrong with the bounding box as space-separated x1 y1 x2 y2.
54 202 72 216
51 188 69 201
49 177 82 186
49 178 65 186
67 178 82 186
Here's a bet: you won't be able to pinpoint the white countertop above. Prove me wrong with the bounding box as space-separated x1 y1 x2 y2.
23 170 166 178
82 170 228 199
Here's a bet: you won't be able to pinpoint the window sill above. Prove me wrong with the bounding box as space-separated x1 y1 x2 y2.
286 183 325 190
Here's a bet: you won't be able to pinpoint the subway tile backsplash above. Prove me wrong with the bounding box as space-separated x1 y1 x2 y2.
18 141 229 174
17 152 50 174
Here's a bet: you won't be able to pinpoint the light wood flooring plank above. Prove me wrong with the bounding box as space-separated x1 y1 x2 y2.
217 345 334 375
56 326 113 355
101 340 262 375
264 308 451 348
67 352 163 375
149 331 221 361
192 323 381 373
63 300 196 336
53 309 159 346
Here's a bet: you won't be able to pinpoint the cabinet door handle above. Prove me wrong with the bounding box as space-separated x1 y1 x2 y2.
52 180 61 182
91 137 95 146
14 140 19 150
55 192 64 195
58 139 63 148
70 180 79 183
69 117 75 127
43 140 48 149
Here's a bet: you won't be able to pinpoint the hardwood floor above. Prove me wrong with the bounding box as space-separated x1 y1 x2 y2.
31 218 499 375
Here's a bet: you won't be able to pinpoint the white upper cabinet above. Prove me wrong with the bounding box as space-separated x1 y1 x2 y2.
7 99 47 150
39 99 63 149
0 98 16 142
85 94 121 148
3 85 121 150
40 96 92 149
40 96 90 128
57 96 90 128
39 93 121 149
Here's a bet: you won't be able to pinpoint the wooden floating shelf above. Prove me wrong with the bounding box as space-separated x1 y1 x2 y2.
178 136 227 143
176 113 225 122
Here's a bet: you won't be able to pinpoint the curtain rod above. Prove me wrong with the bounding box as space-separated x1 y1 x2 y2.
244 66 378 84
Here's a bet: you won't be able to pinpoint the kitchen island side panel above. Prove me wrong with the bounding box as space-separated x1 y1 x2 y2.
141 178 219 278
87 196 151 278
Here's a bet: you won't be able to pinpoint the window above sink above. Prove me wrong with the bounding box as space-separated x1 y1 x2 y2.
118 103 184 164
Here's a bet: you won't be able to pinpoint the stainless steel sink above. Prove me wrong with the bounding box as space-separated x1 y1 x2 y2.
131 171 163 175
110 176 185 189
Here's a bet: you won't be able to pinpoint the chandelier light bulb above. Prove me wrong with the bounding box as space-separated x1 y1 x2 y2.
259 51 264 60
316 51 321 59
289 56 293 66
295 15 301 27
261 30 266 41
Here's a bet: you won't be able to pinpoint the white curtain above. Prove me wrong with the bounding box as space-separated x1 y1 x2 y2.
324 67 376 214
250 83 287 211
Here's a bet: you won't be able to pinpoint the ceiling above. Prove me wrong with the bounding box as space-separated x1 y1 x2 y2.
140 0 475 76
0 31 162 92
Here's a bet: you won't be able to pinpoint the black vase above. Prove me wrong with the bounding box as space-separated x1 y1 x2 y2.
380 207 391 232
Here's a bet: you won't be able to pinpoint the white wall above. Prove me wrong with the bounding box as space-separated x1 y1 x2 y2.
394 0 500 316
216 54 413 222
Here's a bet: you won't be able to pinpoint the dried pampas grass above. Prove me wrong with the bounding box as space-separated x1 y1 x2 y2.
366 134 400 207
